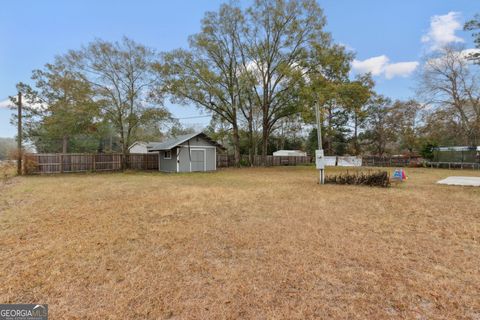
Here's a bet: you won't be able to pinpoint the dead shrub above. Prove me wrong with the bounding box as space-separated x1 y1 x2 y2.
22 154 38 175
325 170 390 187
0 161 16 183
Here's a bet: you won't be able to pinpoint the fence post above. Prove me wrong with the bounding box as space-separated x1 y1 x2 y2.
60 154 63 173
92 154 96 172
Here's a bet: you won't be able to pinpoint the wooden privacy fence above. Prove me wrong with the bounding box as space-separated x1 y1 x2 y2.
24 153 159 174
216 154 312 167
23 153 312 174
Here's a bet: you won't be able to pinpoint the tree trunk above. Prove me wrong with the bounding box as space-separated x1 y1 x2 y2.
62 135 68 153
354 113 359 155
232 122 241 167
120 129 127 170
261 123 269 166
247 108 254 166
325 106 333 155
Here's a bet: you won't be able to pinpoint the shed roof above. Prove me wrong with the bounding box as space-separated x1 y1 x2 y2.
147 132 224 151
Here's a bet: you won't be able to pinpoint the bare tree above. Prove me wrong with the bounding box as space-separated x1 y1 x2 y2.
417 46 480 145
66 37 170 167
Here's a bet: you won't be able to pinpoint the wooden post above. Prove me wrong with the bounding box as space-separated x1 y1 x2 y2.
315 103 324 184
17 92 22 175
60 154 63 173
92 154 96 172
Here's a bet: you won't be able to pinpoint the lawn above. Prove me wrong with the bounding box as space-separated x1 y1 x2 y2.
0 166 479 319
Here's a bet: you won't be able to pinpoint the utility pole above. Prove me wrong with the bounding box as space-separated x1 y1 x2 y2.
315 102 325 184
17 91 22 175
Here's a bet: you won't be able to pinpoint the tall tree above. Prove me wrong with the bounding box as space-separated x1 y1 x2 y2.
243 0 330 164
339 74 374 155
361 95 396 156
10 57 100 153
159 4 245 166
389 100 422 153
303 43 355 155
33 60 100 153
66 37 170 167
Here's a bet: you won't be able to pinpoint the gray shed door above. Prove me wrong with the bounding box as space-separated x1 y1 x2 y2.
191 149 205 171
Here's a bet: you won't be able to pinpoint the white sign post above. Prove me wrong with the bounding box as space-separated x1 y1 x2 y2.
316 149 325 184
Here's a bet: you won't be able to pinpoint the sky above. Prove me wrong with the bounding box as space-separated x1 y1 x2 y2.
0 0 478 137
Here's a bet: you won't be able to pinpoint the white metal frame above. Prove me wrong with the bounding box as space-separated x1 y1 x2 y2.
176 148 179 172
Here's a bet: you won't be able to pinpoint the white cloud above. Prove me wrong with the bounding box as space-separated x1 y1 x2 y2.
421 12 464 51
384 61 420 79
338 42 355 52
461 48 480 60
352 55 419 79
0 99 13 109
0 98 45 111
352 55 389 76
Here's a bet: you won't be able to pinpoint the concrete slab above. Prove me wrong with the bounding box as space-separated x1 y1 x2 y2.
437 176 480 186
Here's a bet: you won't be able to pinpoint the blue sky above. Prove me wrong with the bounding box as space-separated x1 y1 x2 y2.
0 0 478 137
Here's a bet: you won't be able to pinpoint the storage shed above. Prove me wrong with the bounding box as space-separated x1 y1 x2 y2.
147 132 224 172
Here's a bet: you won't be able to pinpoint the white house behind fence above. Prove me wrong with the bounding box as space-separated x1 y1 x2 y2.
273 150 307 157
128 141 149 154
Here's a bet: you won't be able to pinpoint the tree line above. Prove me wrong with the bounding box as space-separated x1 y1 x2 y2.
9 1 480 166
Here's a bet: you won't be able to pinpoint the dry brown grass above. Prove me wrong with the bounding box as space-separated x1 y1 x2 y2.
0 166 479 319
0 161 16 182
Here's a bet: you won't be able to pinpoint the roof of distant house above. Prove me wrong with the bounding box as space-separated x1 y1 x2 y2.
128 141 148 149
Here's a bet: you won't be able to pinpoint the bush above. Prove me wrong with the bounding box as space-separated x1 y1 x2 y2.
420 142 437 161
325 170 390 187
23 155 38 175
239 158 250 167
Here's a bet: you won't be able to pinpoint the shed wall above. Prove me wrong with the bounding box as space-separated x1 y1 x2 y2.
180 136 212 147
159 149 177 172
